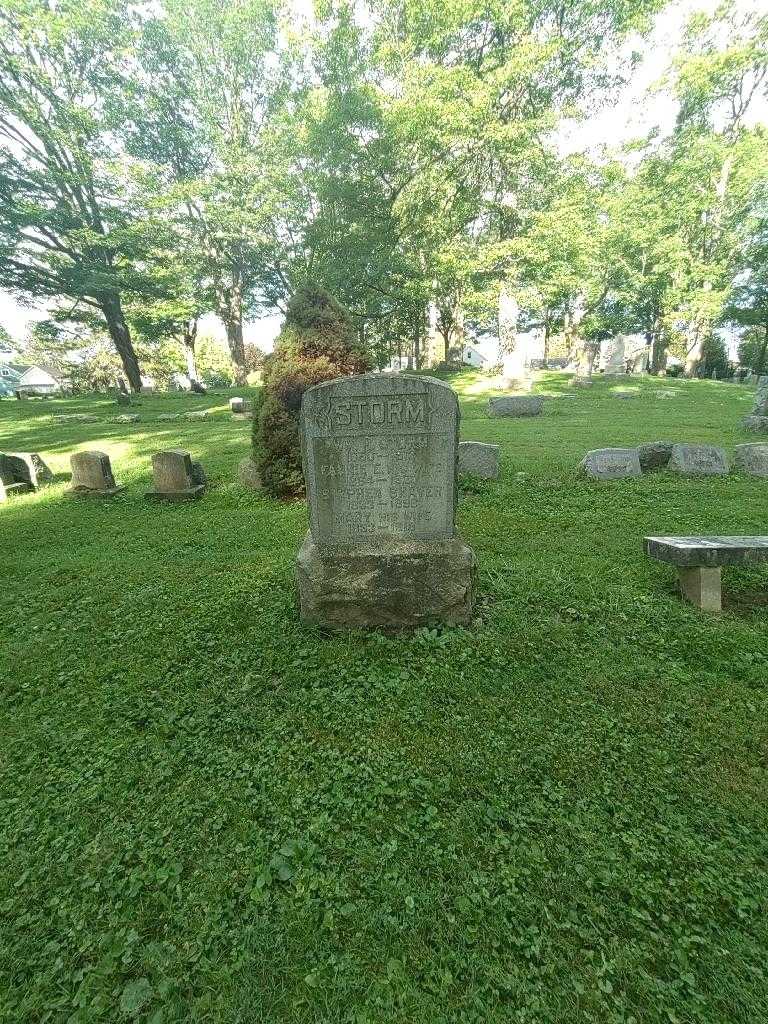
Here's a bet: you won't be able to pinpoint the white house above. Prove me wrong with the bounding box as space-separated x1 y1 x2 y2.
0 361 67 395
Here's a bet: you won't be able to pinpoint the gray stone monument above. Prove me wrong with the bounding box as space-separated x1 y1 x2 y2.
296 374 476 629
734 443 768 477
668 444 729 476
458 441 500 479
1 452 53 490
637 441 674 472
742 376 768 432
68 451 124 496
603 336 625 376
230 397 245 414
146 449 205 500
488 395 543 417
579 448 642 480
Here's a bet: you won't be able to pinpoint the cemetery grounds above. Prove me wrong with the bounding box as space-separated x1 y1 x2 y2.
1 372 767 1024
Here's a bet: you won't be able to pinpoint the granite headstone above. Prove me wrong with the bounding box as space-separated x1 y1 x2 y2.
296 374 475 628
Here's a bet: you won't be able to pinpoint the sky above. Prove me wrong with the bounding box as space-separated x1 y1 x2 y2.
1 0 765 354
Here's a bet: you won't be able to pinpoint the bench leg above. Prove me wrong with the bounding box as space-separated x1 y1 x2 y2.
678 567 722 612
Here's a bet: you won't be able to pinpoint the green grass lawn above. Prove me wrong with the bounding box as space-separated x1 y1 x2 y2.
1 372 767 1024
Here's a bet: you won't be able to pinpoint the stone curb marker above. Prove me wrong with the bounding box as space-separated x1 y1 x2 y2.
296 374 476 629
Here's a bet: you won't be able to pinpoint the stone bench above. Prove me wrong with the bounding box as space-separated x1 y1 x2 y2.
644 536 768 611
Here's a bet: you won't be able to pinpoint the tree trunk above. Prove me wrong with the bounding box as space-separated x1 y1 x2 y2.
684 323 704 377
183 320 199 383
99 293 142 392
542 311 550 366
755 323 768 376
224 316 247 385
414 312 421 371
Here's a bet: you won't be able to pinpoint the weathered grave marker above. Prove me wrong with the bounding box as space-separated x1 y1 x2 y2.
146 450 205 500
488 395 543 417
579 448 642 480
296 374 475 628
68 451 124 496
734 443 768 477
668 444 729 476
458 441 500 479
637 441 674 471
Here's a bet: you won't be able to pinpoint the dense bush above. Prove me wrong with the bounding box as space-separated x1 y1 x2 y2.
253 283 373 497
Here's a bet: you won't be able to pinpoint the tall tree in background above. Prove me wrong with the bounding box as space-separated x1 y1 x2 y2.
129 0 289 384
0 0 151 391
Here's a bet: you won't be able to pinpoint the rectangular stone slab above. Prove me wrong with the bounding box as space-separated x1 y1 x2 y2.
301 374 458 548
644 536 768 567
70 451 117 491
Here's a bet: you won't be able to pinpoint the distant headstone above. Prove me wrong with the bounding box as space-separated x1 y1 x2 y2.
237 456 260 490
230 397 245 414
668 444 729 476
116 393 132 407
570 376 593 388
296 374 476 628
140 385 154 396
579 448 642 480
108 414 140 424
3 452 53 489
190 380 207 395
488 395 543 417
742 416 768 432
753 376 768 416
146 449 205 500
68 451 124 496
0 454 35 498
157 413 181 422
734 443 768 477
637 441 674 472
603 336 625 376
613 390 638 399
458 441 500 480
184 410 209 421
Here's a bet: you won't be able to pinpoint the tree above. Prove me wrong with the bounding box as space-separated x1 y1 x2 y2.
128 0 289 384
253 283 372 497
0 0 158 391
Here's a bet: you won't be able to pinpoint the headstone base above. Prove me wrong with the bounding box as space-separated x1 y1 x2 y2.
145 484 205 502
67 485 125 498
296 532 476 630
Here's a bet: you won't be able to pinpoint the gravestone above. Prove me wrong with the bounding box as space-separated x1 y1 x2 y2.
570 376 593 388
146 449 205 500
734 443 768 477
0 454 35 499
108 414 139 424
237 457 260 490
2 452 53 489
458 441 500 480
754 376 768 416
668 444 729 476
230 397 245 414
488 395 543 417
637 441 674 472
296 374 476 628
68 451 124 496
140 385 154 396
184 410 208 421
603 336 625 376
116 392 132 407
579 448 642 481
